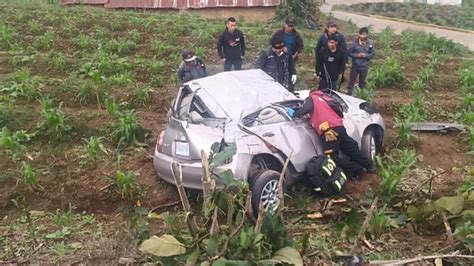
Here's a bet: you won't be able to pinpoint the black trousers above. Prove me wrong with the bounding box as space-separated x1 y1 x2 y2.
320 126 372 176
347 67 368 95
224 58 242 71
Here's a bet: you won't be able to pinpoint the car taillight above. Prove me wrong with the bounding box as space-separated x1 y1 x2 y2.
156 131 165 153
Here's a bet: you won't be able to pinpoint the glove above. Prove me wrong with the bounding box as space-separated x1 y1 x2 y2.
324 129 339 142
286 108 295 117
291 75 297 84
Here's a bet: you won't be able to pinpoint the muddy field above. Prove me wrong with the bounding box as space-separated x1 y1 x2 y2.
0 3 473 264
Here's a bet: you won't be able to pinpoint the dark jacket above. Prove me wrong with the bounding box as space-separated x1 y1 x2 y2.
177 58 207 84
217 29 245 60
348 37 375 70
270 28 304 56
316 31 348 64
316 46 345 81
255 46 296 89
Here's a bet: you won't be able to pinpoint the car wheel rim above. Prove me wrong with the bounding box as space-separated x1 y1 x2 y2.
370 136 376 159
260 179 279 213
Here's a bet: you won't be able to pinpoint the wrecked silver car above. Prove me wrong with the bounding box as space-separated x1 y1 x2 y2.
153 69 385 214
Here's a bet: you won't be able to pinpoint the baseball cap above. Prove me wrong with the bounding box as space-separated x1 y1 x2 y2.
285 17 295 27
182 50 196 62
271 35 285 49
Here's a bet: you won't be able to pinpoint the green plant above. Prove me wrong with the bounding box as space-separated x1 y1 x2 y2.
377 27 395 54
20 161 41 191
274 0 321 27
38 97 69 137
113 109 145 147
80 136 107 165
368 56 404 87
51 204 75 226
0 22 18 50
35 31 54 50
0 127 33 160
114 170 141 200
27 20 42 35
376 149 417 200
128 29 140 43
395 117 416 146
135 86 154 105
49 51 66 70
398 95 427 122
1 68 41 99
354 84 374 103
73 34 95 50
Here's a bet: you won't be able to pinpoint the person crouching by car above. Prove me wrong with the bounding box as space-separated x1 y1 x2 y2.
177 50 207 85
287 89 372 180
255 35 297 92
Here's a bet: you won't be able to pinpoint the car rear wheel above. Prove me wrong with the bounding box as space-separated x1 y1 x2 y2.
250 170 281 217
361 129 378 162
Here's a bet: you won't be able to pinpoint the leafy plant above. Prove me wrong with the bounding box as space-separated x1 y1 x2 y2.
274 0 321 27
38 97 70 137
80 136 107 165
114 170 142 200
368 56 404 87
35 31 55 50
354 83 374 103
51 204 76 226
376 149 417 200
377 27 395 54
112 109 145 147
1 68 41 99
395 117 417 147
0 22 18 50
49 51 66 70
398 95 427 123
0 127 33 160
135 86 154 105
20 161 41 191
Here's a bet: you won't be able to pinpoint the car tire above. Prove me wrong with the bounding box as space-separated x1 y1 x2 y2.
361 129 378 162
250 170 281 217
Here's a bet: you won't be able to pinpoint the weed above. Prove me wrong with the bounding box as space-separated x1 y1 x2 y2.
10 53 37 67
376 149 417 200
20 161 41 191
114 170 141 200
46 227 72 240
354 84 374 103
73 34 95 50
101 38 137 56
409 78 425 94
128 29 140 43
103 96 120 117
146 58 164 75
150 75 164 88
51 204 75 226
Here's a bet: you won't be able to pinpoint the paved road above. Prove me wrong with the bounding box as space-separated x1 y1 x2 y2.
321 3 474 51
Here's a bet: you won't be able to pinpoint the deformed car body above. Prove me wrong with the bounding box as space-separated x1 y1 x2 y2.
153 69 384 214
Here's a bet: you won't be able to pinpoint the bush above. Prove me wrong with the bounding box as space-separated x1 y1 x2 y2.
274 0 321 27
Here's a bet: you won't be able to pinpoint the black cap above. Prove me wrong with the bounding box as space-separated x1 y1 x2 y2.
327 19 337 27
327 34 338 42
285 17 295 27
271 35 285 49
359 27 369 34
182 49 196 62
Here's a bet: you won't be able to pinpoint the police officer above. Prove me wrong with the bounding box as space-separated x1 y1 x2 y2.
255 35 297 92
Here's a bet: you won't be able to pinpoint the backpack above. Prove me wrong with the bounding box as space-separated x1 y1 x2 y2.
306 155 347 197
317 89 344 118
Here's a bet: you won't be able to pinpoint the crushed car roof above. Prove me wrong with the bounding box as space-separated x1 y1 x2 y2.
185 69 296 120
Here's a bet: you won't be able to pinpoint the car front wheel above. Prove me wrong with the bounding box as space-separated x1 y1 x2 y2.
250 170 281 217
361 129 378 162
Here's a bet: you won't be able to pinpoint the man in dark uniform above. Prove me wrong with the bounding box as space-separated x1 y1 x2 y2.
255 35 297 92
217 17 246 71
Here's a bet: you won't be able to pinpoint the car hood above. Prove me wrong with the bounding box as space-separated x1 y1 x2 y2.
184 69 296 121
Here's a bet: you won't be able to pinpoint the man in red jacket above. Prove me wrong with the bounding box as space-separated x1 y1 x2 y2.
288 90 372 179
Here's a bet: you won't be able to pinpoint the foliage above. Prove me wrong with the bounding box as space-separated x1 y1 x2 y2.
80 136 107 165
0 127 33 160
334 2 474 31
112 109 145 148
377 27 395 55
113 170 142 200
20 161 41 191
1 68 42 100
376 149 417 200
368 56 404 87
38 96 70 138
274 0 321 27
398 95 427 123
0 22 18 50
